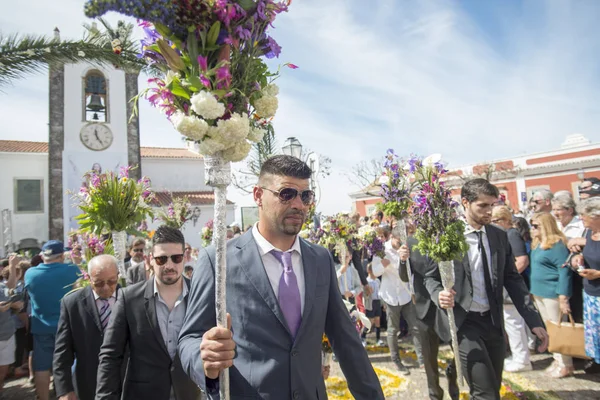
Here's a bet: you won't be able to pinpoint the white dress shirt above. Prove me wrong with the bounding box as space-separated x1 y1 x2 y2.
559 216 586 240
92 289 117 310
251 223 306 313
464 225 493 312
371 241 412 307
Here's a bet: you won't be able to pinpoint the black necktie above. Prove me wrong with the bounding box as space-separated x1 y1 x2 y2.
476 231 498 324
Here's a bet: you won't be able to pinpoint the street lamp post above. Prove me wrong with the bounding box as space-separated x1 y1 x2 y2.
282 137 303 159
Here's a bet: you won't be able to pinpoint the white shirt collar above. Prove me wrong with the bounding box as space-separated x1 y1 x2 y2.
153 276 189 298
92 288 117 301
464 223 487 236
251 222 302 256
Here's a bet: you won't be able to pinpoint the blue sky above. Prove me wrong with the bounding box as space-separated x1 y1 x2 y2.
1 0 600 216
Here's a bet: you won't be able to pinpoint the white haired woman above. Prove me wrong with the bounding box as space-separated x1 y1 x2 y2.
571 197 600 374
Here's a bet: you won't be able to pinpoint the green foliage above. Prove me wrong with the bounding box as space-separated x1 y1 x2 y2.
414 220 469 263
74 171 154 235
0 19 146 88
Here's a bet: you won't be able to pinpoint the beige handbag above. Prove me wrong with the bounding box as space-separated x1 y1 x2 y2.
546 312 590 359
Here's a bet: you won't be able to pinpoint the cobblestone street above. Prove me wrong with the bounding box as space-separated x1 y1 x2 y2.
2 337 599 399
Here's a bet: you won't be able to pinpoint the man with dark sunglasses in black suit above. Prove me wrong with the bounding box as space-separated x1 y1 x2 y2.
95 225 199 400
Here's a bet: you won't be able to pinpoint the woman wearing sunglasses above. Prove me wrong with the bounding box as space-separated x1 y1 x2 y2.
529 212 573 378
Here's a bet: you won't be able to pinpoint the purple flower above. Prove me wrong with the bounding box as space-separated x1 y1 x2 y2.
119 165 131 178
216 65 232 89
197 55 208 72
263 36 281 59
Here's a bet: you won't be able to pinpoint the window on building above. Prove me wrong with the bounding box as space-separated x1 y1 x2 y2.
83 70 108 122
15 179 43 213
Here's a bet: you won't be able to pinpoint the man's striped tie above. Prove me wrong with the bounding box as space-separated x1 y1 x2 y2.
99 299 111 331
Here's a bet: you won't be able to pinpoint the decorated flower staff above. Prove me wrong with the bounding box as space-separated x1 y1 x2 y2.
318 214 360 263
411 157 469 386
72 166 154 277
202 219 214 248
84 1 293 397
156 195 193 229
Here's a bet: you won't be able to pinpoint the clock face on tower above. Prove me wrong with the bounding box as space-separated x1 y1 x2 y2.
80 123 113 151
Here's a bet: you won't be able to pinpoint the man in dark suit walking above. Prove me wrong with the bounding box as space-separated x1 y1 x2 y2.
424 179 549 400
179 155 383 399
53 255 123 400
96 226 200 400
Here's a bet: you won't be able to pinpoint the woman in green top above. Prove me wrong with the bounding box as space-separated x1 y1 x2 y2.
530 212 573 378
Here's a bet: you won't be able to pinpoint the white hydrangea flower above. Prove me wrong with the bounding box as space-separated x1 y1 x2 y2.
222 140 252 162
198 135 227 155
254 95 278 119
213 112 250 147
171 112 209 140
190 91 226 120
263 83 279 97
247 126 266 143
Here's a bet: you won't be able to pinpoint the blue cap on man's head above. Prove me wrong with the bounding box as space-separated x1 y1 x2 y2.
41 240 69 257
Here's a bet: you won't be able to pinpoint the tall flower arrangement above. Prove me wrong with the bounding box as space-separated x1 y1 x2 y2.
318 214 360 260
201 219 214 247
358 226 385 259
411 157 468 386
377 149 414 222
72 166 154 276
156 196 193 229
84 0 293 163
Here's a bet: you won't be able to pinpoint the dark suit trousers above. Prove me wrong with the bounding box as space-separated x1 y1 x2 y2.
416 318 443 400
458 312 505 400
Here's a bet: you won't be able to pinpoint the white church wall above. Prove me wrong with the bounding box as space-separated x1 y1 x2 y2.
0 153 48 252
141 158 212 191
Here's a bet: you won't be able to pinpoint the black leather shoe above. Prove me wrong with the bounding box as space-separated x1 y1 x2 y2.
393 359 411 376
585 361 600 374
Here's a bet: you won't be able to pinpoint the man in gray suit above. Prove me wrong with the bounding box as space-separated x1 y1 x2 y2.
179 155 383 399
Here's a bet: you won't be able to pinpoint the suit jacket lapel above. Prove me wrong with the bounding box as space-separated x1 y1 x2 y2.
143 279 170 357
295 239 317 341
82 286 103 333
235 232 292 337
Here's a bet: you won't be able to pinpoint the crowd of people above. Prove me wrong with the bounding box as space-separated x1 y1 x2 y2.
0 155 599 400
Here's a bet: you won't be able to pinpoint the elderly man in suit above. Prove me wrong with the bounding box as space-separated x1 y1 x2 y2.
424 179 549 400
179 155 383 399
96 226 199 400
53 255 123 400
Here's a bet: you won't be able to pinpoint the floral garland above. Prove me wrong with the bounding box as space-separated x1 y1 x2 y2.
325 367 404 399
411 158 468 262
377 149 414 220
84 0 294 163
73 166 154 235
156 195 193 229
201 219 214 247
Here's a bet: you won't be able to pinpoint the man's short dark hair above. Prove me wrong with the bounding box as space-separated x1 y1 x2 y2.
152 225 185 251
584 177 600 184
461 178 499 203
259 155 312 182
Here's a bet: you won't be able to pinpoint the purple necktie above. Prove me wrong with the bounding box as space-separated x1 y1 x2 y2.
271 250 302 338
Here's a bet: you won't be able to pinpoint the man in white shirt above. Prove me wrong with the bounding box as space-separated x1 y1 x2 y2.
372 228 422 375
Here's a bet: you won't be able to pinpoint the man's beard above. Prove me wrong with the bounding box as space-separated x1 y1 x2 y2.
159 270 181 285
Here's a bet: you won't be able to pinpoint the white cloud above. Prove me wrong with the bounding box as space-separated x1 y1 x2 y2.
2 0 600 217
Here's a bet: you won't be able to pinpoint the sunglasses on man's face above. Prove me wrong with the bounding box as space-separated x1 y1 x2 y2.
261 187 315 205
153 254 184 266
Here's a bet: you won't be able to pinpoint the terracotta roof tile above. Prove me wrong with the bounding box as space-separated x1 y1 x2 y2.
0 140 202 159
152 191 234 206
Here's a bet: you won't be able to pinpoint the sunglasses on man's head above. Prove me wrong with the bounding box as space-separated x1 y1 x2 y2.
260 187 315 205
153 254 184 266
